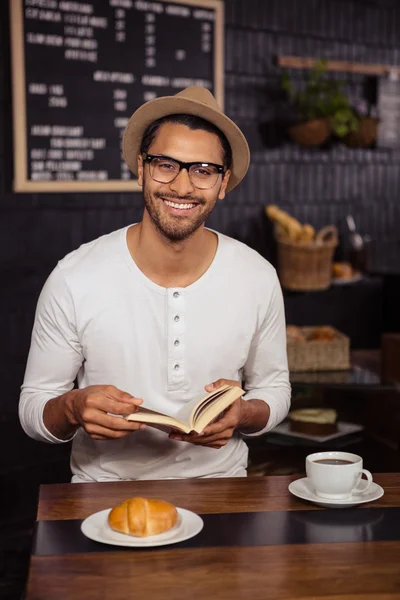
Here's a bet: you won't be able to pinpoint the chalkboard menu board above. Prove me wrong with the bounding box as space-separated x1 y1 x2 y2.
377 74 400 149
10 0 223 192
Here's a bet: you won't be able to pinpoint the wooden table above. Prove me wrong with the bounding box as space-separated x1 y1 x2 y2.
26 474 400 600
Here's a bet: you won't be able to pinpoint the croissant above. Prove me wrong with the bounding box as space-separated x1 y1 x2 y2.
108 497 178 537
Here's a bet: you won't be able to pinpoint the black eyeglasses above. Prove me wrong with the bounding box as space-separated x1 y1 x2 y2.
143 153 226 189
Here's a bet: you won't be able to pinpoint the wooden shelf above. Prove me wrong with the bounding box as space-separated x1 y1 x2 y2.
277 55 400 77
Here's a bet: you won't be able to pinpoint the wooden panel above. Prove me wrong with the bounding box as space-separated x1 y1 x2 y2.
37 474 400 520
277 55 400 76
26 475 400 600
26 541 400 600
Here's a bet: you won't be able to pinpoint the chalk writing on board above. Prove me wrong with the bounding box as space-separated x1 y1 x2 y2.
11 0 223 192
377 75 400 149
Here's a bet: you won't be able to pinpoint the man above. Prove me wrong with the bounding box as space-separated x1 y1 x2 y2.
19 86 290 482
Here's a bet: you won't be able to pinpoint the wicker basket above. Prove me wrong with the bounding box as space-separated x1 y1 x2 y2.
276 225 338 291
287 326 350 373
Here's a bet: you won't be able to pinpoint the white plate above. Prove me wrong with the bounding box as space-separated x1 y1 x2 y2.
272 421 363 443
332 273 363 285
81 507 203 547
288 477 384 508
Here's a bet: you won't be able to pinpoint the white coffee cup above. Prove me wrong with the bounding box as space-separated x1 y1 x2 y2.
306 451 373 500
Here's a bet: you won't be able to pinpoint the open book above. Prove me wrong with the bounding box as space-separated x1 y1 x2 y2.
125 384 245 434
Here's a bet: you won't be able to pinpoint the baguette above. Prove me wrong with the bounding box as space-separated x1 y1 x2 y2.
297 224 315 243
265 204 303 241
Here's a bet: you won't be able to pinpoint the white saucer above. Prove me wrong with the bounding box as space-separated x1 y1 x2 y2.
81 507 203 547
288 477 384 508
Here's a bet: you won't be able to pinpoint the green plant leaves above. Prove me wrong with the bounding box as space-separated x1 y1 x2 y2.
281 59 360 137
281 71 293 98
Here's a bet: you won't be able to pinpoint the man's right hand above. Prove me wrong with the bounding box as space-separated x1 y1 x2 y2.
44 385 145 441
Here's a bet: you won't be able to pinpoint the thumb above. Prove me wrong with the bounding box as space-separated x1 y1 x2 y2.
113 391 143 406
205 379 243 393
121 395 143 406
205 379 227 392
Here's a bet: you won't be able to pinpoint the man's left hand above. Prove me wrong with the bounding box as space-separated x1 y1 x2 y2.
169 378 249 449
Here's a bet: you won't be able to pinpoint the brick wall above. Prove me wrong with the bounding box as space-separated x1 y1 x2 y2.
2 1 400 276
220 0 400 263
0 0 400 500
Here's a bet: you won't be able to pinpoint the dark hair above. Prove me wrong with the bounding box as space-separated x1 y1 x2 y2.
140 114 232 169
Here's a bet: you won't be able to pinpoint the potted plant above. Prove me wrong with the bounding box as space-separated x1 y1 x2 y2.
282 60 359 147
343 100 378 148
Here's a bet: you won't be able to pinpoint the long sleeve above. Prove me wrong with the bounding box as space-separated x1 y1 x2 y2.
242 271 291 436
19 265 84 443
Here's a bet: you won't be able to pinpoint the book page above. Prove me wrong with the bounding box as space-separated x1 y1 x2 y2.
192 387 230 423
126 408 191 434
192 386 244 433
125 384 235 434
176 385 231 429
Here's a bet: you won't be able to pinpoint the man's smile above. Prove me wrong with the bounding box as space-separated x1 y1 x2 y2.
163 198 197 209
160 196 200 214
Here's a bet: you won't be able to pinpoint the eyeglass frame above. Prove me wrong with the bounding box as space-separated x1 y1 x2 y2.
142 153 227 188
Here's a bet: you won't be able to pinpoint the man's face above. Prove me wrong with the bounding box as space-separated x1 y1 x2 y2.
137 123 231 242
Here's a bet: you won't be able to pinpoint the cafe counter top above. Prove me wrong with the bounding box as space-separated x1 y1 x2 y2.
26 474 400 600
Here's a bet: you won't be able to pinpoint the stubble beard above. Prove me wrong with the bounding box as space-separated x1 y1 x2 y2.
142 179 218 242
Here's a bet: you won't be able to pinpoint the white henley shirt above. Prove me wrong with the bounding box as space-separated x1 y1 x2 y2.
19 226 290 482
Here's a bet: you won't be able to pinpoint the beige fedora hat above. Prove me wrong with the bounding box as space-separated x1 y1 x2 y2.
122 86 250 192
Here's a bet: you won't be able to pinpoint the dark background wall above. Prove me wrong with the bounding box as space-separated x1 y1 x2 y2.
1 0 400 520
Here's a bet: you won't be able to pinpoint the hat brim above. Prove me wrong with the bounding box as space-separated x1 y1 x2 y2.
122 96 250 192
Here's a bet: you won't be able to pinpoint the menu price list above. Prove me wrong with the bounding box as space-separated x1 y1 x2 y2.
22 0 216 184
377 76 400 149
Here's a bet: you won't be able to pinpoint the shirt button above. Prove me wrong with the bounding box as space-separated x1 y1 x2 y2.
174 364 180 371
174 315 180 322
173 291 179 298
174 339 180 346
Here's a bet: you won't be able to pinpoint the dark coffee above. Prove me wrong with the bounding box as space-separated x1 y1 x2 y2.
314 459 354 465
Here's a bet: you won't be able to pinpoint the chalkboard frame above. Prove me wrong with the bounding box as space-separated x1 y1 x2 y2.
10 0 224 193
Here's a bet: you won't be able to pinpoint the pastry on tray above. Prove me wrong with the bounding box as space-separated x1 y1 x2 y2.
308 326 336 342
287 325 337 343
286 325 306 343
332 262 354 280
288 408 338 436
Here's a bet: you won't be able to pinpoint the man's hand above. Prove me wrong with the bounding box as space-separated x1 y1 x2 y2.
169 378 249 449
45 385 146 441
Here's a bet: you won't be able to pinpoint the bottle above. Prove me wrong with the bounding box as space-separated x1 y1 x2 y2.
346 215 368 272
